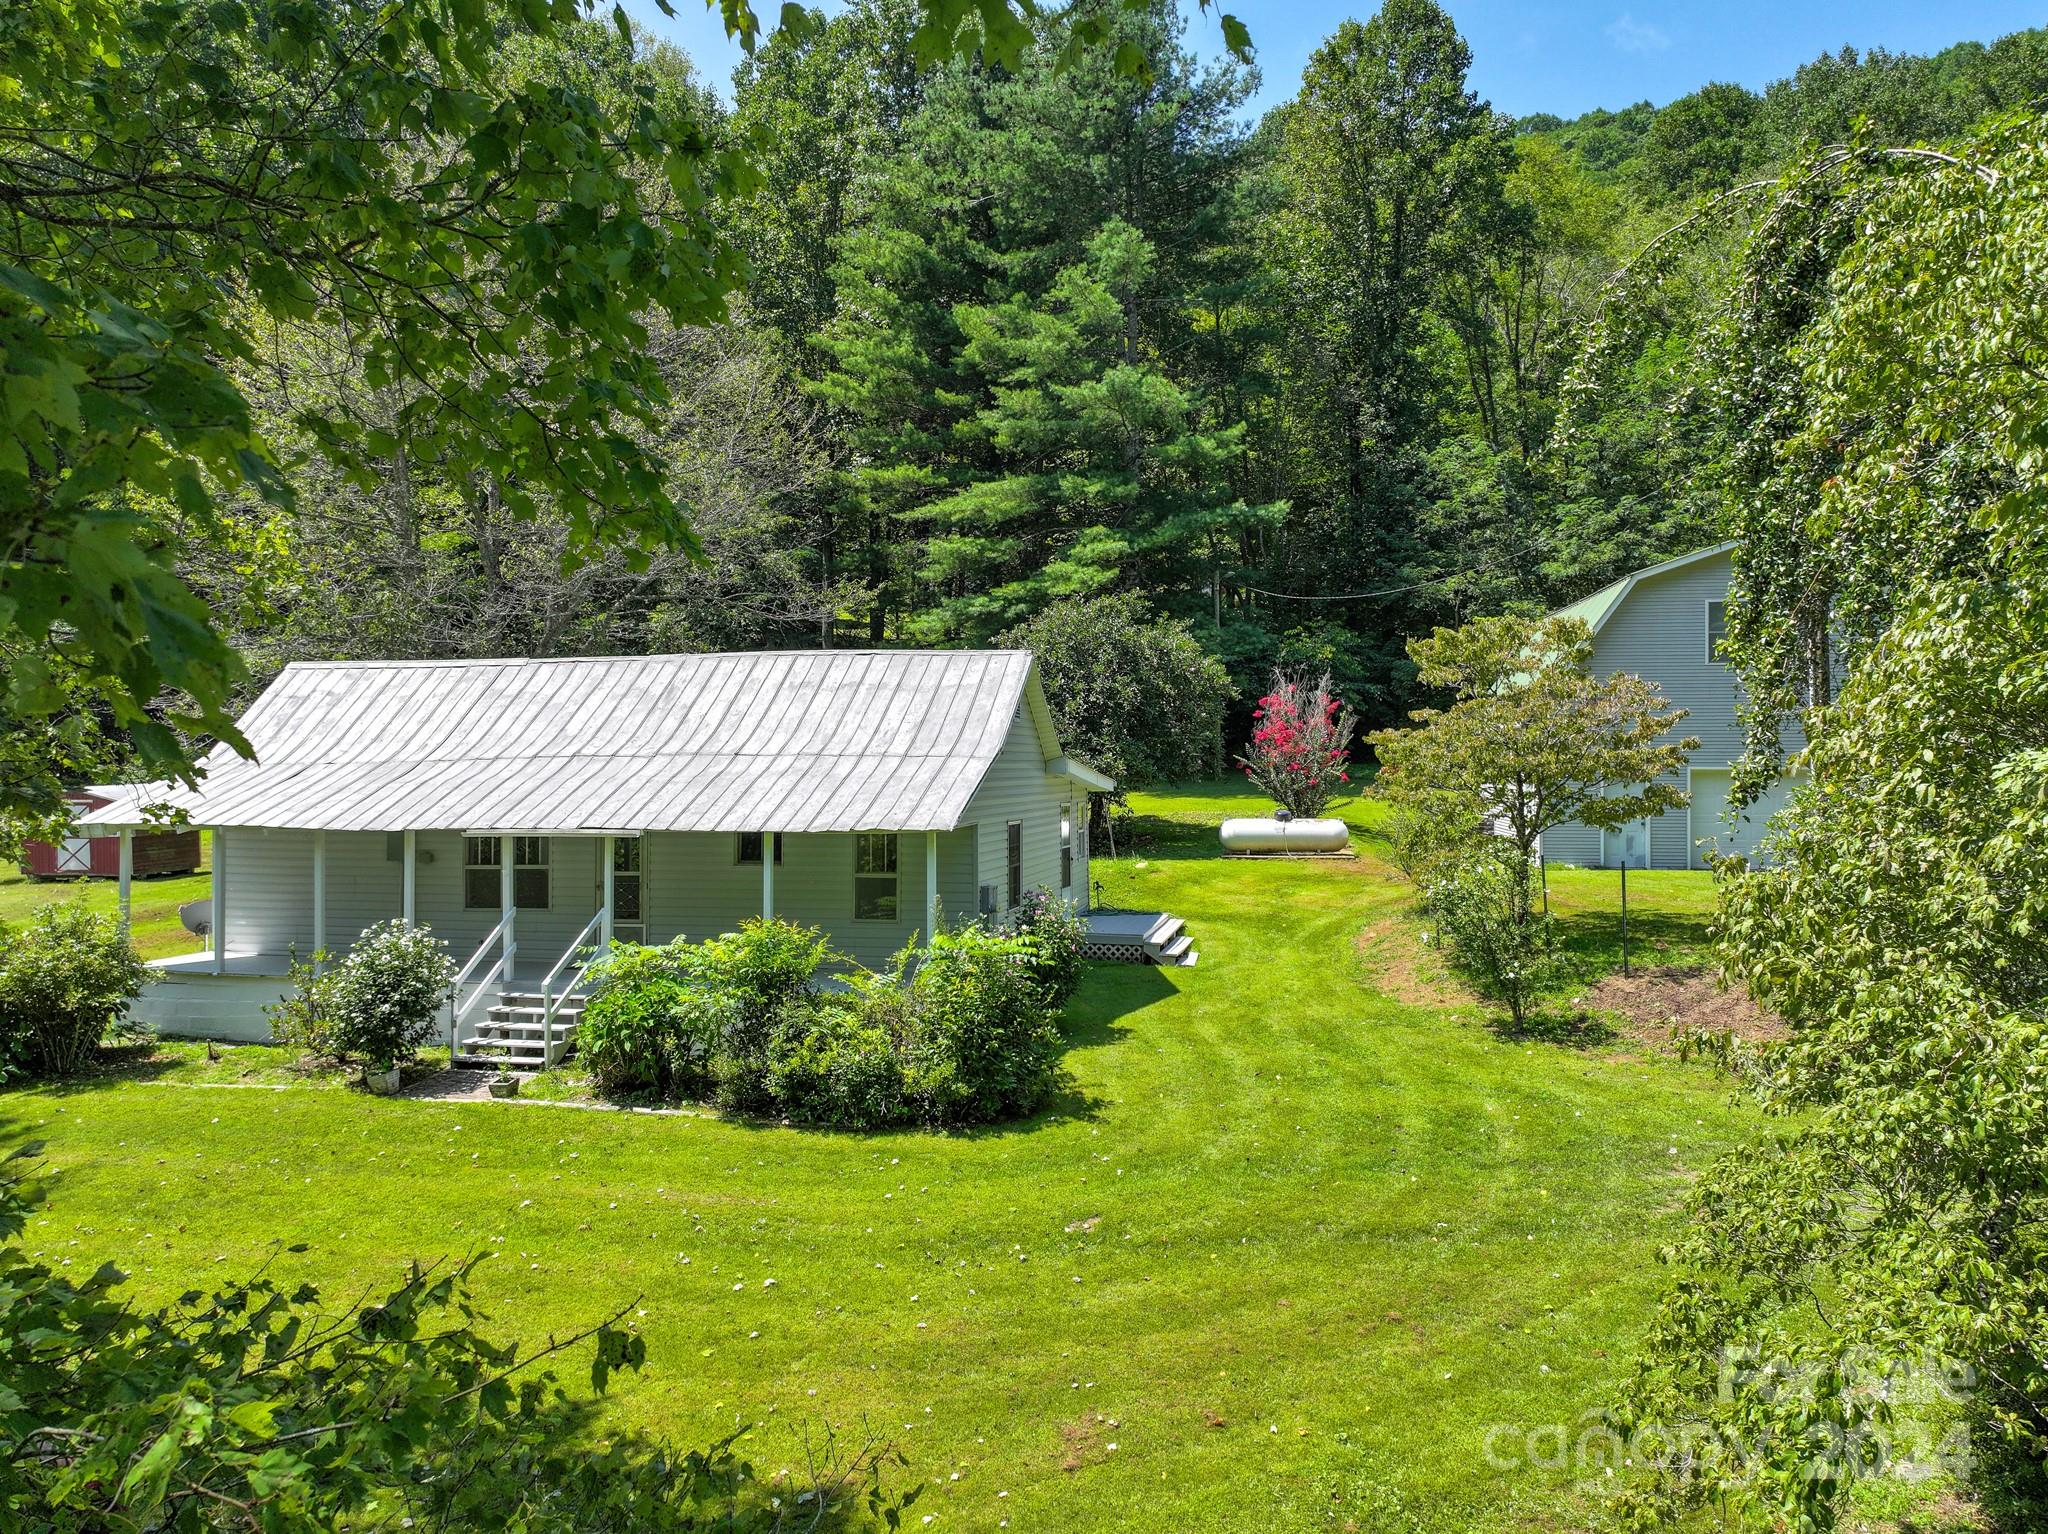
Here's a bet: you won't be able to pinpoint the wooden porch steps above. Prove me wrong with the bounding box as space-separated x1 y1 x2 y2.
453 990 587 1070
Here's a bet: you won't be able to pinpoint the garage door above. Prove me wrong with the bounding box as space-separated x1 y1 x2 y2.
1689 769 1795 868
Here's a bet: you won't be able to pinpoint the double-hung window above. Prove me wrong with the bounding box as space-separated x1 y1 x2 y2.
1706 599 1729 663
1006 821 1023 910
464 836 549 909
854 833 899 921
1060 810 1073 893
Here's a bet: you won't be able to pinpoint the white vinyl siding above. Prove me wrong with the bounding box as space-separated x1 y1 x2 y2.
960 704 1070 914
1545 549 1802 869
214 827 988 973
638 829 977 971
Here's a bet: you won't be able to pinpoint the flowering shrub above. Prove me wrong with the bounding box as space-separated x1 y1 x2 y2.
1001 887 1088 1009
1236 669 1358 818
326 920 454 1069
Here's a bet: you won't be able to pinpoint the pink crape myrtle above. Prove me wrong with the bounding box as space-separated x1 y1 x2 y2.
1236 670 1359 819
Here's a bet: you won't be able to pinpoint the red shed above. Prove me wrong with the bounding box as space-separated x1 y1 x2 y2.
19 787 202 881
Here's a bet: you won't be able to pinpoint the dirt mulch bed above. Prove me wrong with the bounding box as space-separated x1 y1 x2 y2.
1580 965 1786 1048
1354 915 1471 1009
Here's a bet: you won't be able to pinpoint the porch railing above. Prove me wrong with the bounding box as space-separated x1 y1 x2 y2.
448 916 513 1066
539 910 607 1069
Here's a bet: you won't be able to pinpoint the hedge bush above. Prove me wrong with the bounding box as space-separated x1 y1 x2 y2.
904 925 1064 1125
577 941 731 1099
0 904 148 1079
576 915 1070 1129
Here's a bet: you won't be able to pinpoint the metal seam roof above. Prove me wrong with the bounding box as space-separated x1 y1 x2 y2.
82 651 1075 835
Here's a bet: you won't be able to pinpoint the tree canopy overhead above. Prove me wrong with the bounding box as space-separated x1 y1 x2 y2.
0 0 1250 821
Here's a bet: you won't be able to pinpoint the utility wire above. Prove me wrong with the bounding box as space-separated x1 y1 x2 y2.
1236 538 1552 604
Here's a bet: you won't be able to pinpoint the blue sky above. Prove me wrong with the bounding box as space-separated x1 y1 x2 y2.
621 0 2041 120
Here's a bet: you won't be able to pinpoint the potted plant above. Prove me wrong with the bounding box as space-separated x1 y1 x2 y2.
364 1060 404 1095
487 1070 520 1099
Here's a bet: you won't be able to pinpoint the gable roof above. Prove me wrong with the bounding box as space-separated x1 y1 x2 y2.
81 650 1097 835
1551 542 1736 636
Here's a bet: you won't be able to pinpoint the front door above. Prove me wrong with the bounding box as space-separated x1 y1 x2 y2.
610 838 645 945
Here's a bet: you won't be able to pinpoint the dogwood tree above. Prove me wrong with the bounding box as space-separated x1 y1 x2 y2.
1369 613 1694 1025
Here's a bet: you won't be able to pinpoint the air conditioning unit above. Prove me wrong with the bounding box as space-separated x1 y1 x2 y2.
977 884 997 918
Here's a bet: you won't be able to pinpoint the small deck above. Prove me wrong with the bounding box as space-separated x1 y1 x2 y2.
1081 911 1197 968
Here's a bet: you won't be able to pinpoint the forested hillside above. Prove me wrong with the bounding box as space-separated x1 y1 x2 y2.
24 0 2048 782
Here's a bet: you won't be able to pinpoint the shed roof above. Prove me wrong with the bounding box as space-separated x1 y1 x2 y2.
82 650 1102 835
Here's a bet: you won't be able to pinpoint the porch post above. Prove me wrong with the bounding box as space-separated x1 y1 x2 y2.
925 830 939 946
600 834 615 947
761 833 774 921
500 837 516 982
401 829 416 924
312 830 327 973
211 827 227 974
117 828 133 934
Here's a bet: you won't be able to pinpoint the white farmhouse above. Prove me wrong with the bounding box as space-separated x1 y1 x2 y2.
81 650 1118 1050
1539 543 1801 871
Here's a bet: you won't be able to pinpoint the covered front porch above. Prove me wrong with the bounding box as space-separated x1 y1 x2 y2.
118 823 981 1045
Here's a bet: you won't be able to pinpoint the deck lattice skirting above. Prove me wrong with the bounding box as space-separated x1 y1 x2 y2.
1081 911 1197 968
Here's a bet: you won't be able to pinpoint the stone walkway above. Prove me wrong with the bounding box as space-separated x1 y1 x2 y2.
398 1067 508 1102
394 1068 699 1116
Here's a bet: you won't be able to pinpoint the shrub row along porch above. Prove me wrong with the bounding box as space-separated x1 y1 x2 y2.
83 650 1113 1052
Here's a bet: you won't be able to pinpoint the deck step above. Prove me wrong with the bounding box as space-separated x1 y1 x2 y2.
1148 933 1194 965
1141 915 1184 948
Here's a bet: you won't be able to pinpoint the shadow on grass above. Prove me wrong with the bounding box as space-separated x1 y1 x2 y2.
1486 1007 1619 1048
1112 812 1223 863
1550 908 1714 983
708 961 1175 1140
14 1041 193 1096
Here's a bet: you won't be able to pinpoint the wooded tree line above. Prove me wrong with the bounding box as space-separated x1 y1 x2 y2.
151 2 2048 739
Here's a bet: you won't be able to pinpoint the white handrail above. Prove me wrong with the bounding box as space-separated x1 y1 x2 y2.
448 917 513 1065
539 910 607 1069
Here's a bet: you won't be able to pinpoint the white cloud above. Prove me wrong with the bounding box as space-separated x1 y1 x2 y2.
1605 13 1671 55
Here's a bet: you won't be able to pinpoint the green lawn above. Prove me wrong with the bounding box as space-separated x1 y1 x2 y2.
2 786 1751 1531
1 832 212 961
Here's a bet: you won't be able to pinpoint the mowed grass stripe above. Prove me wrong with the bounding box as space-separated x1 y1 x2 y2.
2 782 1745 1532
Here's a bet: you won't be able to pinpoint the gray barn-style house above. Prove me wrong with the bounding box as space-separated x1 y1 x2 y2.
83 650 1112 1046
1540 543 1799 871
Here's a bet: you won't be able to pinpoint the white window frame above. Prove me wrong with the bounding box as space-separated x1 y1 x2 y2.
465 835 550 910
853 833 899 922
1705 598 1728 664
463 836 500 910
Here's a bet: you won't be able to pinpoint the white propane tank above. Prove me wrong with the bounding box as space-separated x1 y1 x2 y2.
1218 817 1351 854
